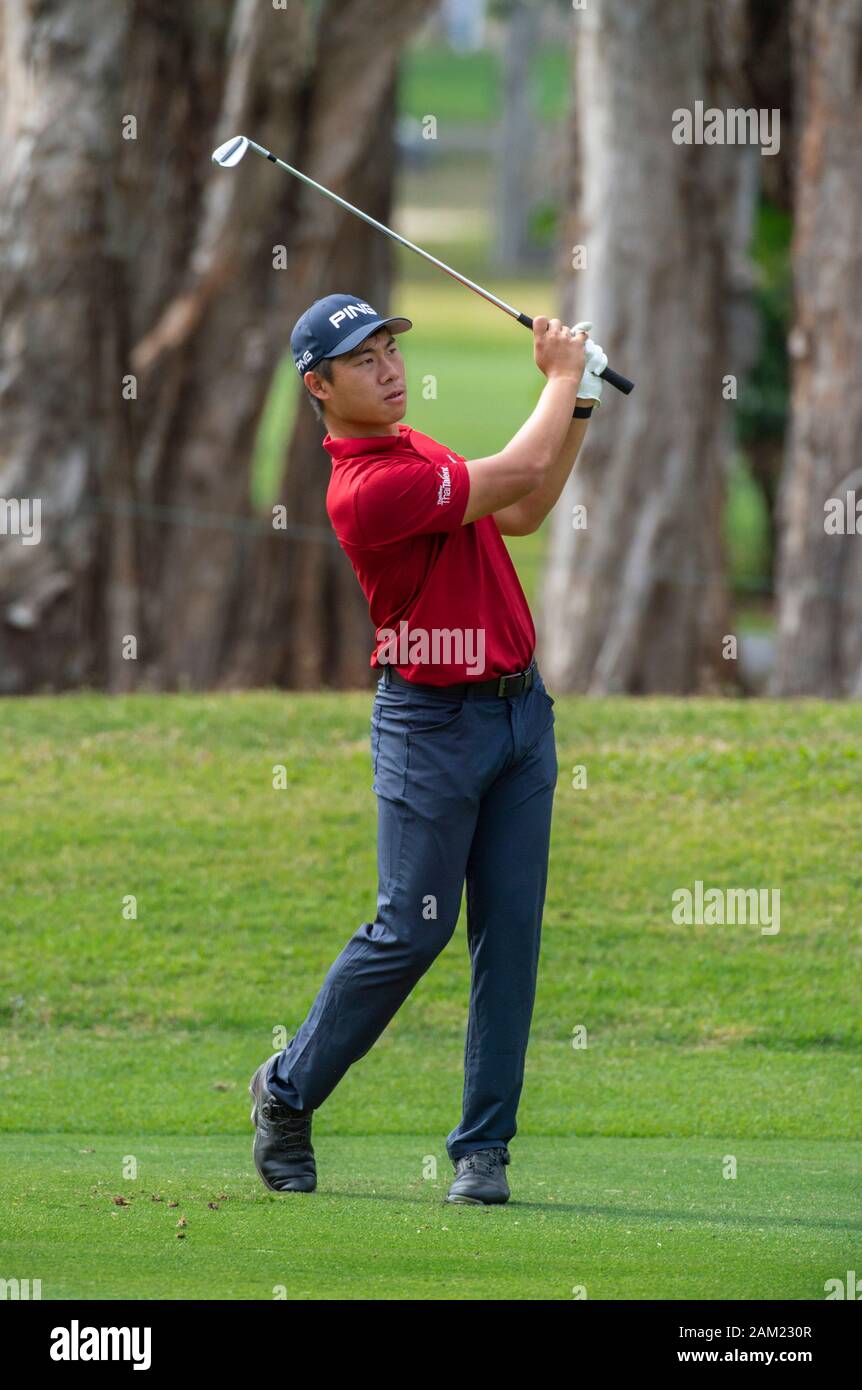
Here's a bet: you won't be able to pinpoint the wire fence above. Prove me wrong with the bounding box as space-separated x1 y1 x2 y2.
76 493 340 546
68 492 778 598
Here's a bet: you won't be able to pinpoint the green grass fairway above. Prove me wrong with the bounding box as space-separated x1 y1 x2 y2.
2 694 860 1299
2 1136 857 1301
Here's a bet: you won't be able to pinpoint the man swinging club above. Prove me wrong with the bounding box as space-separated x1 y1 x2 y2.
249 292 607 1204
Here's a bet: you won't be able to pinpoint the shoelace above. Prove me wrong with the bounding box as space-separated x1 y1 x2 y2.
261 1099 312 1148
460 1149 508 1177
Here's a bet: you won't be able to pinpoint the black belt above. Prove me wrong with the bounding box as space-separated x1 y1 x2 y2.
382 656 537 700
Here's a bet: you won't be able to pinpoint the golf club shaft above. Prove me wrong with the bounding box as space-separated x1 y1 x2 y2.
244 139 634 396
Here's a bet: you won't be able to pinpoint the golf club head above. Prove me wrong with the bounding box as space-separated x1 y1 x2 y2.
211 136 249 167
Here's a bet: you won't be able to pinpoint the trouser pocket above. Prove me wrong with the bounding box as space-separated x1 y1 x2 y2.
371 690 466 799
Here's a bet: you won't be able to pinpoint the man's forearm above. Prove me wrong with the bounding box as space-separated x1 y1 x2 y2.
510 403 593 532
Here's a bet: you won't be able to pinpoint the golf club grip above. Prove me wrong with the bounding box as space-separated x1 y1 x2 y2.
516 312 634 395
599 364 635 395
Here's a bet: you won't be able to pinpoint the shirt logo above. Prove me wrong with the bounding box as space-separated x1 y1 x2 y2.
437 465 452 506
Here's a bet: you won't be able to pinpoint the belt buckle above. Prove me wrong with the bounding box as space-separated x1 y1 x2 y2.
498 670 525 697
498 661 534 698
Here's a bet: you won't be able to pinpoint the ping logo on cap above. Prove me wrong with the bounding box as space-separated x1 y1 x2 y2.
329 301 375 329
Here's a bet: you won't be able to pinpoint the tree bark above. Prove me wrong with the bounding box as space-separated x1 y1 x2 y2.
222 9 429 691
0 0 133 693
771 0 862 695
125 0 313 692
494 0 541 272
0 0 433 693
538 0 754 694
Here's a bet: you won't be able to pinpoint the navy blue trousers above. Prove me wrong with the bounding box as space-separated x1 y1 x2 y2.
267 665 557 1161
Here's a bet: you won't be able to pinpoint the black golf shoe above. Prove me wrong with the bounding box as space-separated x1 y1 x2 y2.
249 1052 316 1193
446 1147 511 1204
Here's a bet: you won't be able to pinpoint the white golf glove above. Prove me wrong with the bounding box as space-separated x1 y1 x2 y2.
571 320 607 406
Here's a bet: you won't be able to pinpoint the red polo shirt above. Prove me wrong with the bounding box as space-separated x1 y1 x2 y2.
323 423 535 685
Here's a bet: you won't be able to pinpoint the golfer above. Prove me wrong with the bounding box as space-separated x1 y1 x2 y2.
250 293 607 1204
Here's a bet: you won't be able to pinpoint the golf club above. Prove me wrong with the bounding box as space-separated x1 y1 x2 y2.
211 135 635 395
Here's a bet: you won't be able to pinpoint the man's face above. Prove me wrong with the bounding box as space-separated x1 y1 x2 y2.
307 328 406 429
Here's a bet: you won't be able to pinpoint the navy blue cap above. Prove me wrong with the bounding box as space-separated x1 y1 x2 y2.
291 293 412 378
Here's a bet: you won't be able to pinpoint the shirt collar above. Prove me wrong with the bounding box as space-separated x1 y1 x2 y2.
323 423 412 461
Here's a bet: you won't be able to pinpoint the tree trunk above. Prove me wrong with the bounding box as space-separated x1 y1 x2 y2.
126 0 312 692
494 0 541 272
0 0 433 693
0 0 133 693
538 0 752 694
221 25 426 691
771 0 862 695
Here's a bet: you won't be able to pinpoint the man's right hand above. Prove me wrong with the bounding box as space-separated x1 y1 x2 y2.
533 316 587 383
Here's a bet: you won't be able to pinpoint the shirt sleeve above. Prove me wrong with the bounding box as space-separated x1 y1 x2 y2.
353 457 470 547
